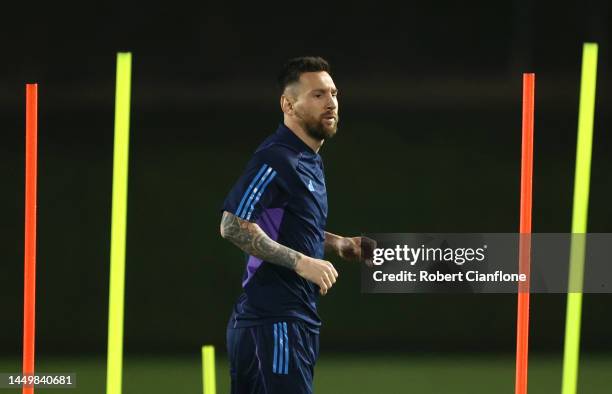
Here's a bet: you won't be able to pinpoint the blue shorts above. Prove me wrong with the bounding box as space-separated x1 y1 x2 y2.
226 319 320 394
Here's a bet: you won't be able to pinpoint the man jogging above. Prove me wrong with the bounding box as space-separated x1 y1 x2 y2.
220 56 370 394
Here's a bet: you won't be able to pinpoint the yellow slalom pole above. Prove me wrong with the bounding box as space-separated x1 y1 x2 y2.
561 43 598 394
202 345 217 394
106 52 132 394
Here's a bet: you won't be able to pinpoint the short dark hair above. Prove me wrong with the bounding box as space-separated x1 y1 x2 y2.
277 56 331 93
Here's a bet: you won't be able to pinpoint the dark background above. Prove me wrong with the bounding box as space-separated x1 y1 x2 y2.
1 1 611 357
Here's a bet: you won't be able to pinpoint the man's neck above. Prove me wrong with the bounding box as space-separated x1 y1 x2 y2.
283 118 324 153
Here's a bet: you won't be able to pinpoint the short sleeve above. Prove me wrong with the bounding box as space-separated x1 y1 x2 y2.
222 148 290 222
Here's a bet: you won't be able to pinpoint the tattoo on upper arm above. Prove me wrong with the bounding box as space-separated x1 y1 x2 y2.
221 211 300 270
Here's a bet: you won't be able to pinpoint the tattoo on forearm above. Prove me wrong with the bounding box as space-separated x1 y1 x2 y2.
221 211 300 270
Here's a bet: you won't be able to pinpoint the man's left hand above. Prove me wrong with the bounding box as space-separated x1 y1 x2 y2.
338 236 377 267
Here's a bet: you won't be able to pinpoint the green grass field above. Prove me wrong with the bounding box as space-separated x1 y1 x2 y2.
1 353 610 393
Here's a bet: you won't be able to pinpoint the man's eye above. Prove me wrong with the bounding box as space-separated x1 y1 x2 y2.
315 94 322 98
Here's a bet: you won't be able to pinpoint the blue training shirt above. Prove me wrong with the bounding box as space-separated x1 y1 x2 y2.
222 123 328 331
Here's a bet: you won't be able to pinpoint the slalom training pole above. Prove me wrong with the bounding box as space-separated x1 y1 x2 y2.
561 42 598 394
202 345 217 394
23 84 38 394
515 73 535 394
106 52 132 394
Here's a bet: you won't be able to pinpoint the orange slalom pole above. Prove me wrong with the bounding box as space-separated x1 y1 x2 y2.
23 84 38 394
515 73 534 394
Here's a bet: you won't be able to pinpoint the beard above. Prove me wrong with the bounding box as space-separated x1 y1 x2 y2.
295 109 339 141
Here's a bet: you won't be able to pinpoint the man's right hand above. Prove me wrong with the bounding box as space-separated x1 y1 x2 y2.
295 255 339 295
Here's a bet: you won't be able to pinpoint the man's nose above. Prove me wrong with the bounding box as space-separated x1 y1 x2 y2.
326 95 337 109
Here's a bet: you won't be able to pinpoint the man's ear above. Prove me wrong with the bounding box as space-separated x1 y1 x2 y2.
280 94 294 115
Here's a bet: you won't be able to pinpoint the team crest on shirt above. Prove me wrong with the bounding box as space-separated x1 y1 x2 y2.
307 179 315 192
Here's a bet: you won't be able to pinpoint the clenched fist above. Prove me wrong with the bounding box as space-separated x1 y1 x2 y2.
338 236 377 267
295 255 339 295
